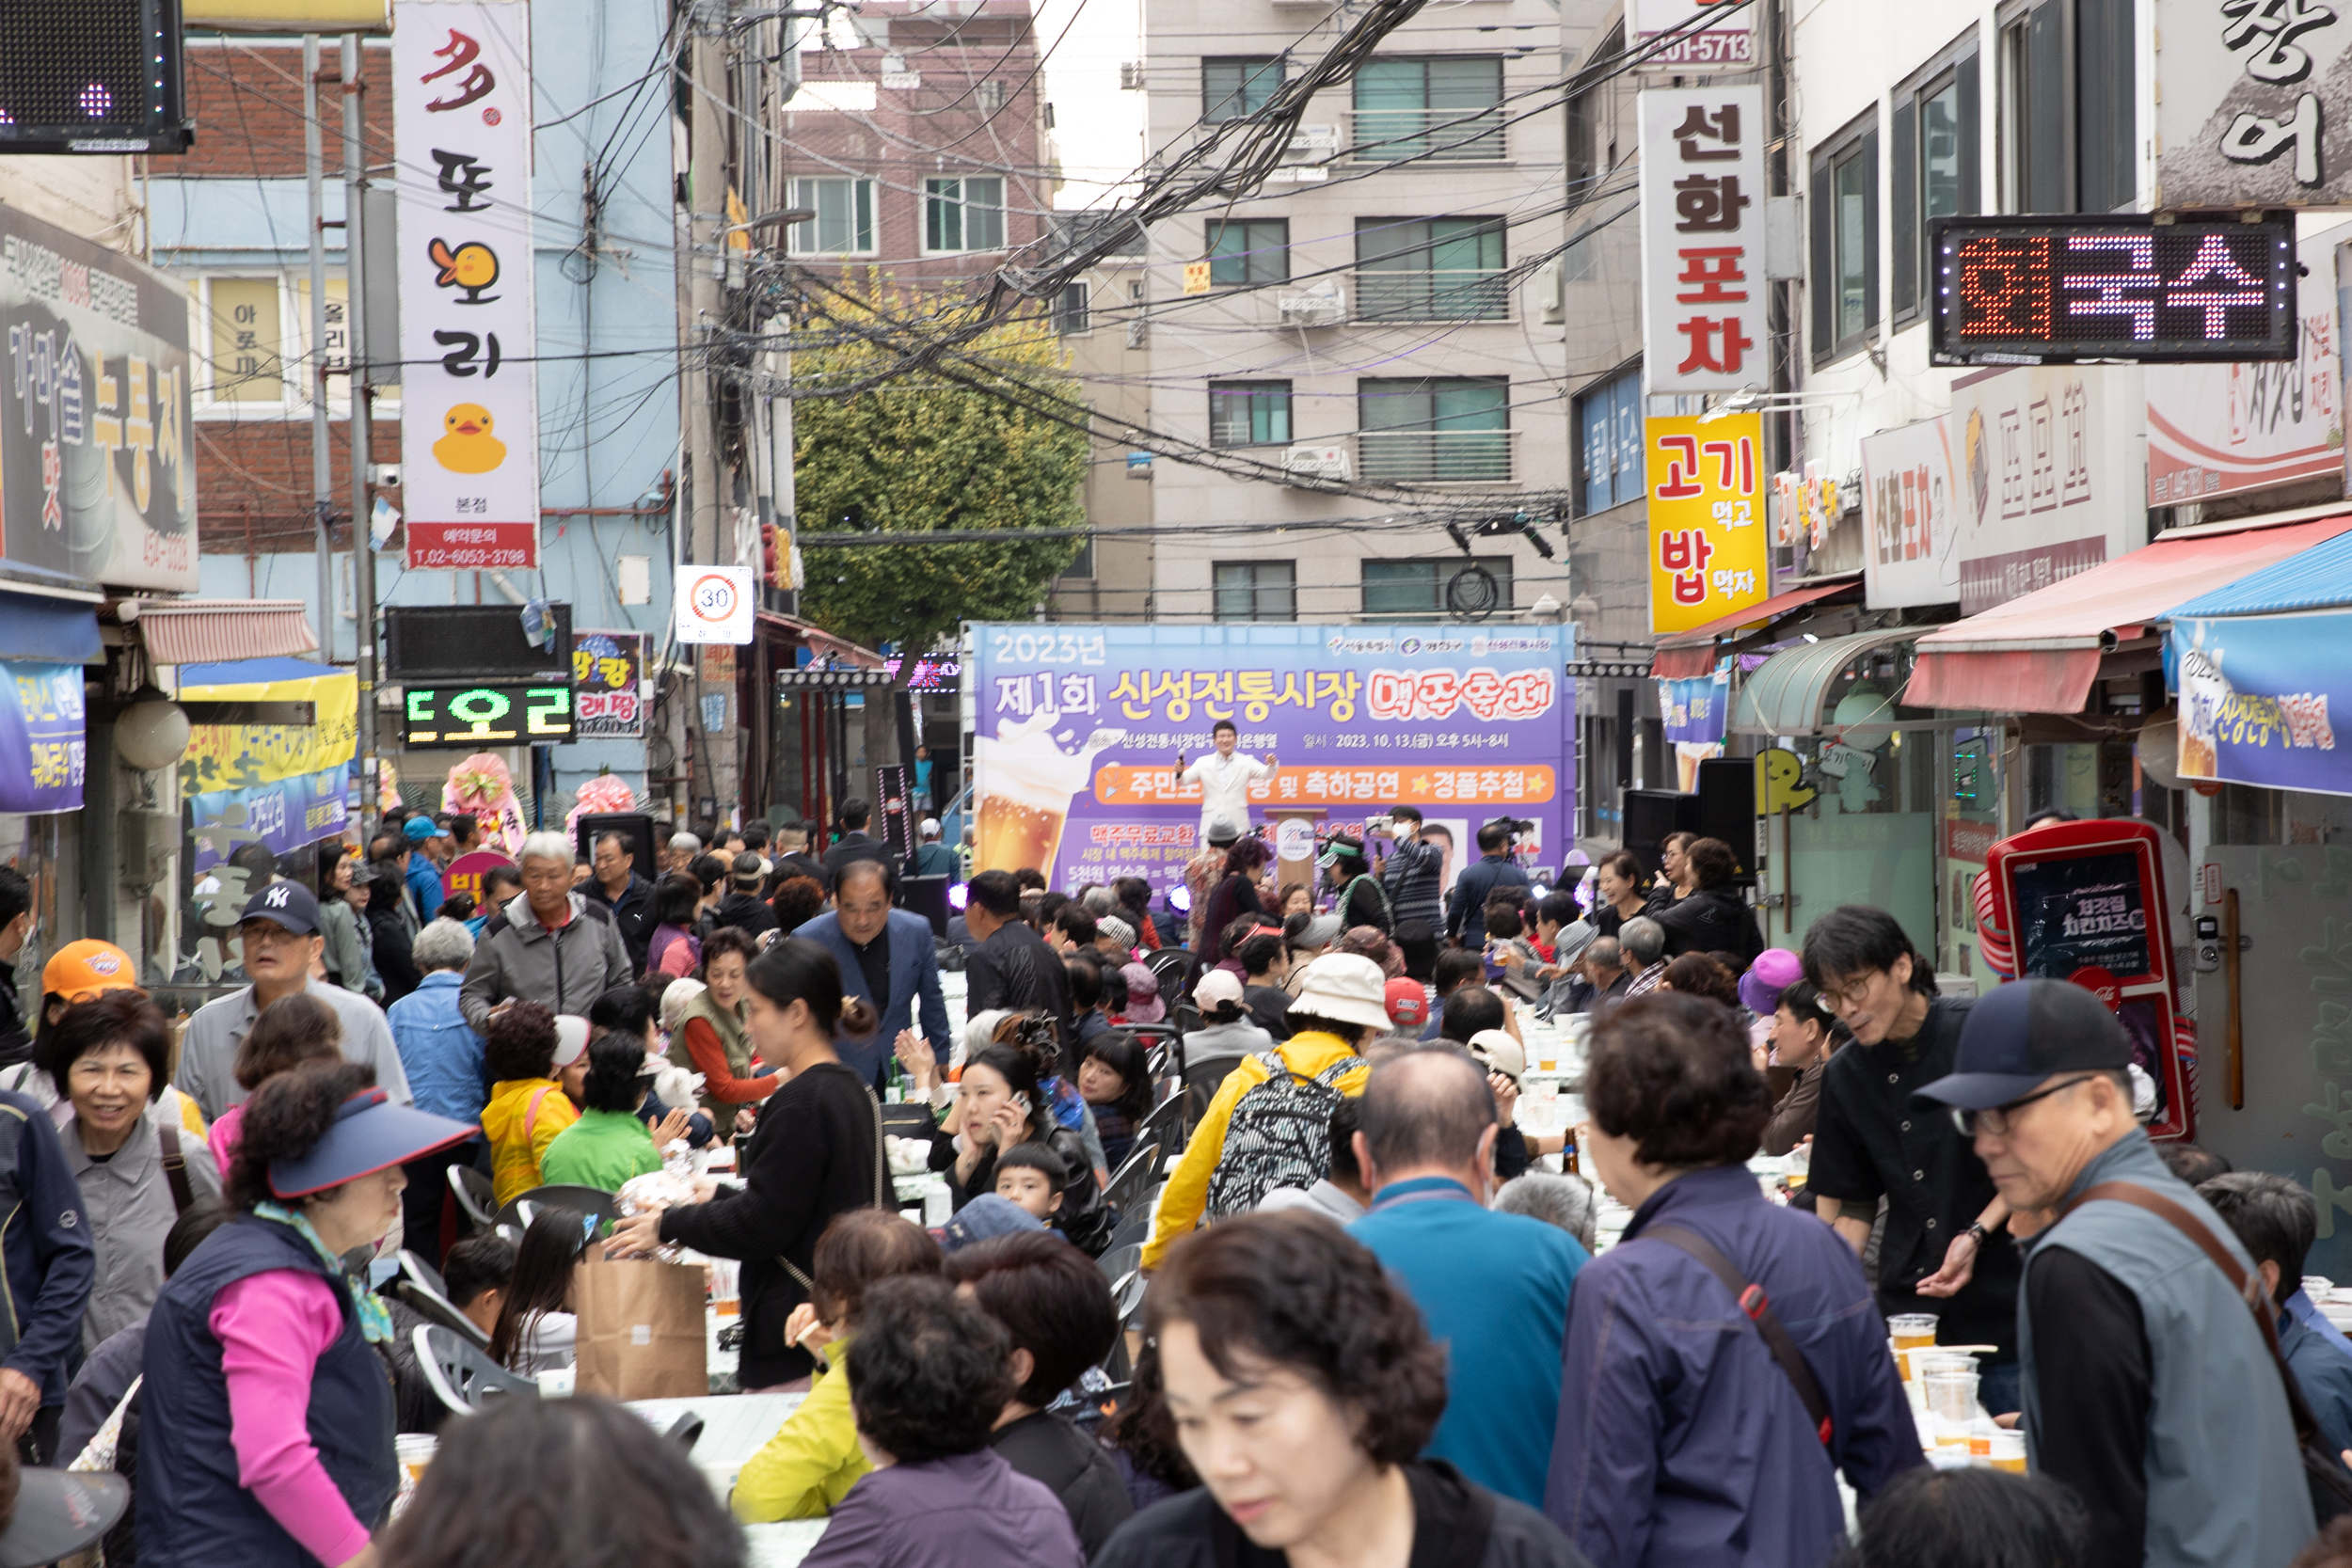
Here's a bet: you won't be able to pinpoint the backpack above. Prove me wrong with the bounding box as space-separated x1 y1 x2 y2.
1203 1050 1361 1219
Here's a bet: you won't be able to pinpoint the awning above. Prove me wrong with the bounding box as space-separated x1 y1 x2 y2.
1902 515 2352 714
2165 525 2352 619
134 600 319 665
752 610 886 669
1732 627 1918 736
0 588 103 665
1649 578 1859 679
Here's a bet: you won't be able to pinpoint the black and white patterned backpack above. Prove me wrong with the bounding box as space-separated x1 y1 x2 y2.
1203 1050 1362 1219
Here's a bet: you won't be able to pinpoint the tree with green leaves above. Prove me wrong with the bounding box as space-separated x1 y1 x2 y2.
792 285 1090 668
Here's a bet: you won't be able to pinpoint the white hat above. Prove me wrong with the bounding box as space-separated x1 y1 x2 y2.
1099 915 1136 949
920 817 942 839
1290 954 1392 1032
964 1007 1012 1058
552 1014 592 1068
1466 1028 1526 1086
1193 970 1245 1010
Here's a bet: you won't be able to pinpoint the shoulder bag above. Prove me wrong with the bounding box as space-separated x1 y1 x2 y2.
774 1080 889 1295
1645 1221 1836 1446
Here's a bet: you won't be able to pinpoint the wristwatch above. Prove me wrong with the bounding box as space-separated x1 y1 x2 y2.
1964 1221 1990 1246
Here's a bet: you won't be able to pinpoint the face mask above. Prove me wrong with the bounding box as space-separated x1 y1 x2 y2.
369 1215 405 1267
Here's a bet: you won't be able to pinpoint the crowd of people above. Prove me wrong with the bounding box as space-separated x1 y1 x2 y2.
2 798 2350 1568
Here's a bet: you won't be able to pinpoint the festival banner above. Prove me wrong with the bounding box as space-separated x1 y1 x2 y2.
0 662 86 814
572 629 648 739
968 624 1573 894
186 766 353 874
395 0 541 570
179 658 358 797
1660 668 1729 745
2174 610 2352 796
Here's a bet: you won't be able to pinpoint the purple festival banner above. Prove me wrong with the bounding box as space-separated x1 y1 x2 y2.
968 623 1575 898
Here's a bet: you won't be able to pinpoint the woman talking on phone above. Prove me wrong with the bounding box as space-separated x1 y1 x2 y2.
927 1016 1111 1256
606 940 882 1392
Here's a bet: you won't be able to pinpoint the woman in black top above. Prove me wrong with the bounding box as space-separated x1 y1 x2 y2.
1197 840 1271 967
1589 849 1647 941
606 938 881 1390
1233 928 1294 1041
1320 834 1392 934
1095 1212 1581 1568
1652 837 1763 964
927 1018 1111 1255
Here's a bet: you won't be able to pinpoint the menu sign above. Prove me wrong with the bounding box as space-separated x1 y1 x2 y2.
2010 849 2152 981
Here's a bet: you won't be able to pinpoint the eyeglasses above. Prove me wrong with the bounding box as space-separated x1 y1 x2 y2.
1948 1074 2098 1137
1819 977 1876 1012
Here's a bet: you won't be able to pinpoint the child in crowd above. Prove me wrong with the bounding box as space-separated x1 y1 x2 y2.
441 1233 517 1339
994 1144 1070 1230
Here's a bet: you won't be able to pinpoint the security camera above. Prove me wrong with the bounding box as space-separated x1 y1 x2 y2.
371 464 402 488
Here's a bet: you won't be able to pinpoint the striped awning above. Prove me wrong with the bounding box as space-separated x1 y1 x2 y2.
135 600 319 665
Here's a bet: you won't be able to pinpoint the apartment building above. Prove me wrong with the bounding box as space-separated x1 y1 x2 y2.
1135 0 1571 625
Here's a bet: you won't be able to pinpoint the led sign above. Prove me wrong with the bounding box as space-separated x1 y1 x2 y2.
404 684 574 748
1930 215 2296 366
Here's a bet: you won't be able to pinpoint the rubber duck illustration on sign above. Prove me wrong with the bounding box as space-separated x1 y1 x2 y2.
428 237 501 304
1755 747 1816 814
435 404 505 473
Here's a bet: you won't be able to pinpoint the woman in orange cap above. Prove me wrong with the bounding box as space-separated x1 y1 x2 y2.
0 943 209 1143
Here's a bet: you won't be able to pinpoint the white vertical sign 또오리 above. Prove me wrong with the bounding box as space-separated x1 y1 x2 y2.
395 0 540 570
1859 414 1964 610
1639 85 1766 397
2155 0 2352 208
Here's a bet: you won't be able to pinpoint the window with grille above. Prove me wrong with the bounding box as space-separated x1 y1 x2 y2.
1351 56 1503 162
787 178 877 255
1214 561 1296 621
1356 216 1505 320
1209 382 1294 447
924 176 1006 252
1358 377 1509 482
1360 557 1514 617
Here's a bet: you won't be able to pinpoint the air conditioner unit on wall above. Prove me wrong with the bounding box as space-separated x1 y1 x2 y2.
1283 123 1339 160
1283 445 1353 485
1276 279 1345 326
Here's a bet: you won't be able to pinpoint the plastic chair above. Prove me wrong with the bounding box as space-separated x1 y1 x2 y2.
449 1164 498 1233
1135 1091 1185 1156
1095 1242 1142 1288
415 1324 540 1415
495 1183 618 1235
1104 1140 1162 1218
1145 948 1194 1009
394 1250 492 1351
1104 1209 1152 1257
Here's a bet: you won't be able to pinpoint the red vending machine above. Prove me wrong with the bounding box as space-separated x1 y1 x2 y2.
1981 818 2195 1140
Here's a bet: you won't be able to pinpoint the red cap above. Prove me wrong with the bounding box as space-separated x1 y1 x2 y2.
1384 976 1429 1027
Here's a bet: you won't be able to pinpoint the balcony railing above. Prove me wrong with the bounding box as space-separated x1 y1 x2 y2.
1345 106 1505 163
1356 428 1513 483
1355 268 1510 322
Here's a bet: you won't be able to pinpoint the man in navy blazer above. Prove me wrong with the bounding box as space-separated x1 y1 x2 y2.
797 858 953 1088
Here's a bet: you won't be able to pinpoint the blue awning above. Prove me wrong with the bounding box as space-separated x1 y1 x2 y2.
0 588 103 665
2164 527 2352 619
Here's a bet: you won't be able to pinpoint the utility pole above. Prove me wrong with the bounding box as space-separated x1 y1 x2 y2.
683 14 739 824
344 34 379 816
307 35 332 661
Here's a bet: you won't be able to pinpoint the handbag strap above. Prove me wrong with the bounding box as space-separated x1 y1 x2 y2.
157 1121 195 1217
1645 1221 1835 1446
2058 1179 2323 1450
774 1080 891 1296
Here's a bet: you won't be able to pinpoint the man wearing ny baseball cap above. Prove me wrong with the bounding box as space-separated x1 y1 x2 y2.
1909 979 2313 1561
176 883 414 1123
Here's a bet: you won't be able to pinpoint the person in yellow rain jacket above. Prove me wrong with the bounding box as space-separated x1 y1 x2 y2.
731 1210 943 1521
479 1004 586 1205
1139 955 1389 1272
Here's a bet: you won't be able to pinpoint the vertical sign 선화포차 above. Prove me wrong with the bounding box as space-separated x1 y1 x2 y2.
1645 410 1769 635
397 0 540 570
1638 85 1765 397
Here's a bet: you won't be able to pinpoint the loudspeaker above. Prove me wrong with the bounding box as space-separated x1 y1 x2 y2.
573 813 659 881
901 875 952 938
1620 789 1699 878
1695 757 1757 882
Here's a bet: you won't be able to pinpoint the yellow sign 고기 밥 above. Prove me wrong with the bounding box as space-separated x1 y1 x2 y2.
1183 260 1213 295
1645 411 1771 636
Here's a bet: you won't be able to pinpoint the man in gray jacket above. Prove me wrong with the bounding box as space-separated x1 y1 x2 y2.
1913 979 2315 1568
459 832 634 1031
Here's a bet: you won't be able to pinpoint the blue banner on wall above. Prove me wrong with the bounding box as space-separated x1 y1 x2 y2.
0 662 86 814
187 765 353 873
2172 612 2352 796
1660 669 1731 746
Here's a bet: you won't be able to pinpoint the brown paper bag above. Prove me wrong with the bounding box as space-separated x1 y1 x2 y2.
572 1257 708 1400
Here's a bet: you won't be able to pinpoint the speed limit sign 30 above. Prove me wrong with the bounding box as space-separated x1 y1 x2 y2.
675 566 755 644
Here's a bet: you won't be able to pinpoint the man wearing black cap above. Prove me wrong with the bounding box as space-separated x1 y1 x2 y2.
712 852 782 938
1800 905 2021 1413
1911 979 2314 1568
177 883 414 1123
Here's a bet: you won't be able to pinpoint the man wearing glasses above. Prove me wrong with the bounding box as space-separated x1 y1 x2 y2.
1911 979 2313 1568
1800 905 2023 1416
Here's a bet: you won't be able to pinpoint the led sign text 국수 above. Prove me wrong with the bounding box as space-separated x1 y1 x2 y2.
403 683 574 747
1930 215 2296 366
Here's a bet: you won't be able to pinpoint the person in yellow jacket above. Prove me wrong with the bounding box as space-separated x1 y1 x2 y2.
479 1005 589 1206
731 1210 943 1521
1139 954 1391 1271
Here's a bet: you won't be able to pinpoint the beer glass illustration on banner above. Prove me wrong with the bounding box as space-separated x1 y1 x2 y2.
975 712 1127 875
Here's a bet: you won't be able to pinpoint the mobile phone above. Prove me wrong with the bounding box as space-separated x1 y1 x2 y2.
1011 1091 1033 1117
